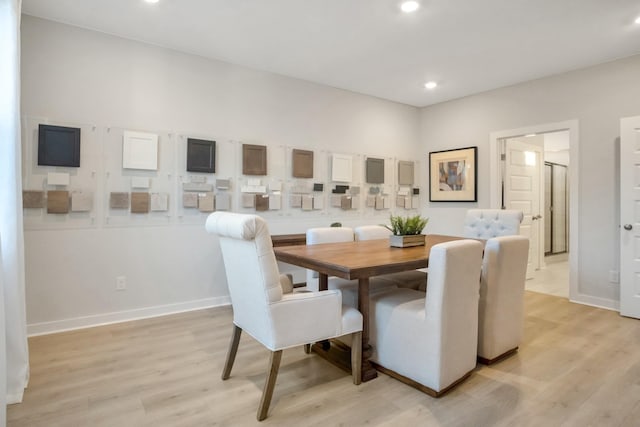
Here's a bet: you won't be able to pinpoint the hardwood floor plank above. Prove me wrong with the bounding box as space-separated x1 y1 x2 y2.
8 292 640 426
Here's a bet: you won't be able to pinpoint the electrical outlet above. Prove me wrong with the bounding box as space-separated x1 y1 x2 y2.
116 276 127 290
609 270 619 284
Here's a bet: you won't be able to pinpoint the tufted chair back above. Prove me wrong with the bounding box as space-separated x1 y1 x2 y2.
463 209 523 239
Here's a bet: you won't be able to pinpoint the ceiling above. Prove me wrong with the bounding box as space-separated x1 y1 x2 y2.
21 0 640 107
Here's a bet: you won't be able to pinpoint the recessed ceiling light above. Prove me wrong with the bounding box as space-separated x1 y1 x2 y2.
401 1 420 13
144 0 159 3
635 16 640 24
424 81 437 89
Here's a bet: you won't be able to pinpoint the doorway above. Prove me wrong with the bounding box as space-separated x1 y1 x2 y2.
489 120 579 302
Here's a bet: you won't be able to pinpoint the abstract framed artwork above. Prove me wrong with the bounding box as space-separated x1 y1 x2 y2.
38 124 81 167
187 138 216 173
122 130 158 171
429 146 477 202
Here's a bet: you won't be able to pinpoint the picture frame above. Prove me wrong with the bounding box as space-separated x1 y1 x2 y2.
429 146 477 202
38 124 81 168
186 138 216 173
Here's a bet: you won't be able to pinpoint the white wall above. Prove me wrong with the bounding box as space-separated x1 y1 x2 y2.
420 54 640 306
20 16 420 333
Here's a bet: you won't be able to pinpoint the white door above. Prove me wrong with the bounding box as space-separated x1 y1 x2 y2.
504 138 543 279
620 116 640 318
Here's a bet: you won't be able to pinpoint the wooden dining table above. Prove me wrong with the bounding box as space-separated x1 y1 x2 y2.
273 233 469 382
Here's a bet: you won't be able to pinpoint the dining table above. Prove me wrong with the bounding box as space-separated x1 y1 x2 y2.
273 233 470 382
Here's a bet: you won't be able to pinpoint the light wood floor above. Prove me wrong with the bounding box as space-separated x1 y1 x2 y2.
9 292 640 427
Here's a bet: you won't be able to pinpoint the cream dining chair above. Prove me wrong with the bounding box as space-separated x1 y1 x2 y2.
353 225 428 291
369 239 484 396
306 226 396 308
206 212 363 421
477 235 530 364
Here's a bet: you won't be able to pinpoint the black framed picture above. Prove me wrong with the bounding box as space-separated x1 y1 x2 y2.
38 124 81 167
429 146 477 202
187 138 216 173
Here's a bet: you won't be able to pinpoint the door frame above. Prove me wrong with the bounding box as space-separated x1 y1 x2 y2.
489 120 579 303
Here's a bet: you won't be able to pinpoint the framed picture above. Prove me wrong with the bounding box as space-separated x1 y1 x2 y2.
187 138 216 173
429 146 477 202
38 124 81 167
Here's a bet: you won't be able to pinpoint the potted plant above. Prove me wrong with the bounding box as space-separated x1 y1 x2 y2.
384 214 429 247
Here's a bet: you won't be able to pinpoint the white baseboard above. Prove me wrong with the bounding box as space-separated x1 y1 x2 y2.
27 296 231 337
570 293 619 312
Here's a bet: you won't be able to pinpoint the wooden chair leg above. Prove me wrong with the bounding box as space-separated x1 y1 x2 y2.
351 331 362 385
221 324 242 380
257 350 283 421
304 344 311 354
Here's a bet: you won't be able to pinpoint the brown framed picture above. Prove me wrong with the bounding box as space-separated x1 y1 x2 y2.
429 146 477 202
242 144 267 175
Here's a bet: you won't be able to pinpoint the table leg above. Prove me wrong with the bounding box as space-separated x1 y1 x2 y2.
358 277 378 382
318 273 328 291
318 273 330 350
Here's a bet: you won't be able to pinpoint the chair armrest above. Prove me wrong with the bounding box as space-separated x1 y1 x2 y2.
267 290 344 350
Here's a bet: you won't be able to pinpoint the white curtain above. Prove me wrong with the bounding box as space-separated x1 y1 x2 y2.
0 0 30 414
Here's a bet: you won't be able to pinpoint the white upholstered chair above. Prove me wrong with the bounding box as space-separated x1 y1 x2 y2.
477 235 530 364
354 225 428 291
306 226 397 308
305 226 356 292
369 239 484 396
206 212 363 421
463 209 523 239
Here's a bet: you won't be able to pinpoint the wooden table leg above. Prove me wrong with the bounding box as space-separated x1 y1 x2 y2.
358 277 377 382
318 273 330 350
318 273 328 292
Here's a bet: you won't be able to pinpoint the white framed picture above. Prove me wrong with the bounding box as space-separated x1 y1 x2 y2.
122 130 158 170
331 153 352 183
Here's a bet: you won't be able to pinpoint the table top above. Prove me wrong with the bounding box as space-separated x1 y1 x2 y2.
273 234 468 280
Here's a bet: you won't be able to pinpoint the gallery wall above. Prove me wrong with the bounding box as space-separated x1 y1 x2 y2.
20 16 421 334
419 53 640 308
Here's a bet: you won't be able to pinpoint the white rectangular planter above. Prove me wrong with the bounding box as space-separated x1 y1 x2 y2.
389 234 425 248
